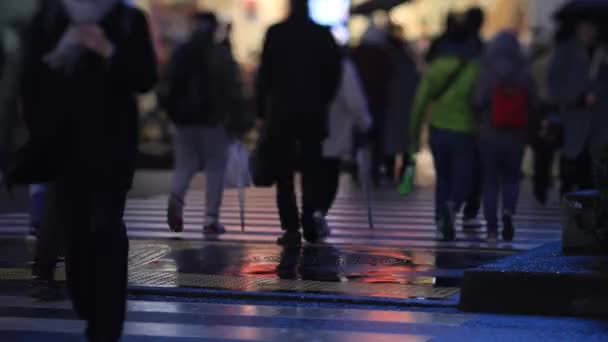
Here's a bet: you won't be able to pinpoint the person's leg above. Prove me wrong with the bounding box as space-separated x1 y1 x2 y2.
500 139 525 241
560 155 576 196
370 108 386 185
320 158 341 216
168 126 202 232
577 147 594 190
88 189 129 341
480 137 500 237
275 136 300 244
533 143 555 205
60 185 94 324
29 184 47 235
300 137 327 242
450 132 476 212
31 185 64 299
430 128 452 220
201 126 229 230
430 128 454 239
463 146 482 222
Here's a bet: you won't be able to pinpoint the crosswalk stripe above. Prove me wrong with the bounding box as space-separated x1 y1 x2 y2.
0 187 561 253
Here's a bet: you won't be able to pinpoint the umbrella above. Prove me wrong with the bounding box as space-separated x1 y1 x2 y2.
226 142 249 232
356 147 374 230
555 0 608 22
350 0 410 15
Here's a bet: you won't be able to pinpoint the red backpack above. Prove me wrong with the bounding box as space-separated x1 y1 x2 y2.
491 84 529 128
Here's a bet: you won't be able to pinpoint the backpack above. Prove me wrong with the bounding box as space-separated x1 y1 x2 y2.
491 84 529 128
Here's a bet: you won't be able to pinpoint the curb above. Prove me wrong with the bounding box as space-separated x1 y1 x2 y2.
128 285 460 308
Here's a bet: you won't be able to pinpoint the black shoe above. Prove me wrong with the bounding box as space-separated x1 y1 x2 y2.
167 196 184 233
502 215 515 242
303 213 331 244
277 231 302 247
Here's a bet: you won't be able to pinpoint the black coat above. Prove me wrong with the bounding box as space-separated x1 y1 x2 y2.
21 3 158 190
256 16 341 140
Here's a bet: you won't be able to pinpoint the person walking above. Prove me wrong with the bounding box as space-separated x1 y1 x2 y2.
383 23 419 183
165 12 247 235
20 0 157 340
461 7 486 227
548 19 608 195
322 55 372 216
256 0 341 246
409 18 481 241
352 22 392 185
473 31 537 242
0 0 37 183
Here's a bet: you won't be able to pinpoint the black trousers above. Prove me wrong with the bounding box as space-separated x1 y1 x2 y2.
463 146 482 220
533 143 557 202
32 185 64 281
320 158 341 215
560 149 594 196
52 184 129 341
275 135 325 233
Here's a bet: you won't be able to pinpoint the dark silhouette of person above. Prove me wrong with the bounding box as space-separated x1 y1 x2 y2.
21 0 157 340
256 0 342 246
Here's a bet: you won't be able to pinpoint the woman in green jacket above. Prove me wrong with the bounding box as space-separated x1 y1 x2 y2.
409 27 481 241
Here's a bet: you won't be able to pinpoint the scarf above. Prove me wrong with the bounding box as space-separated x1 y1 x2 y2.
44 0 122 71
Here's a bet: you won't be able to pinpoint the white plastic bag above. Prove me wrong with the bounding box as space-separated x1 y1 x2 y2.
225 142 251 189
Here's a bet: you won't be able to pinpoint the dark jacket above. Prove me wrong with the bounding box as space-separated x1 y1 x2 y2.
21 2 158 189
256 15 341 139
165 36 248 133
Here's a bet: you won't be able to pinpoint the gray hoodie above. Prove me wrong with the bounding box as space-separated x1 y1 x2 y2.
474 31 537 140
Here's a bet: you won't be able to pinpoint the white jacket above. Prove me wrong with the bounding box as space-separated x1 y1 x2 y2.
323 59 372 159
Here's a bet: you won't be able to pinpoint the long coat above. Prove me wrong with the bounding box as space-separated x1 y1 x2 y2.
21 2 158 189
383 40 419 156
548 39 608 160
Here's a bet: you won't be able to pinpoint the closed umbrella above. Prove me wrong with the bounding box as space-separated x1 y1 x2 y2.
356 146 374 230
225 142 250 232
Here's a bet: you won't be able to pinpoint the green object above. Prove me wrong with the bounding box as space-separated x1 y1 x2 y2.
398 155 416 196
409 56 480 140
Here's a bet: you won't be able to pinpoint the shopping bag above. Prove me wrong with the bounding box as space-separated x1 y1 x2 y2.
398 154 416 196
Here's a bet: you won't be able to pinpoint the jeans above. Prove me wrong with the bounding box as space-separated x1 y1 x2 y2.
274 134 325 233
463 146 482 219
171 125 229 224
480 134 525 228
429 127 477 219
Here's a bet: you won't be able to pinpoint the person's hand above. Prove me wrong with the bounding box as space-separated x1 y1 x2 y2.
394 154 404 183
78 25 114 59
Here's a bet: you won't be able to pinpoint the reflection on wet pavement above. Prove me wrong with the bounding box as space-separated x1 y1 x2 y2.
134 240 509 289
0 184 561 300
